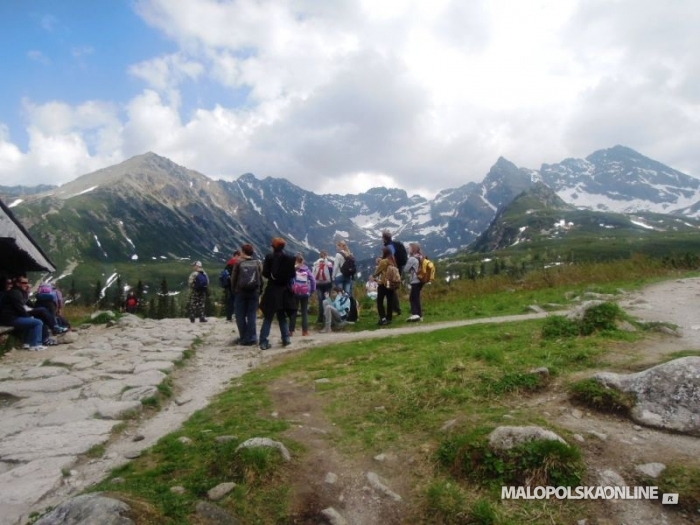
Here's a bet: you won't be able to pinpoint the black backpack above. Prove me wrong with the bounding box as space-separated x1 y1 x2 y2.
392 241 408 269
340 255 356 279
237 260 260 291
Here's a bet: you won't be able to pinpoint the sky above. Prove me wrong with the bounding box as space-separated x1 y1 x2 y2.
0 0 698 198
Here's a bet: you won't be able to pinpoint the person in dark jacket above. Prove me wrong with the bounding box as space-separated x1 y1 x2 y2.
258 237 296 350
231 244 263 346
0 277 46 350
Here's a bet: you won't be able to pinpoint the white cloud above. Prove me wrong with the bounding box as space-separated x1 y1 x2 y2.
1 0 699 197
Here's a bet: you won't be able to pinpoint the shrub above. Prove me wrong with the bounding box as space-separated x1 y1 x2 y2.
438 432 583 488
579 302 624 335
569 378 636 415
541 315 579 338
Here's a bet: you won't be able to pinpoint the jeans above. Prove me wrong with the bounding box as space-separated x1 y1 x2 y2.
234 292 259 344
315 283 332 321
259 309 292 345
290 295 309 333
13 316 44 346
409 282 424 317
376 285 395 321
335 276 353 296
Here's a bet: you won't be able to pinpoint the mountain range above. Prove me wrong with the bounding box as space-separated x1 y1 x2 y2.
3 145 700 291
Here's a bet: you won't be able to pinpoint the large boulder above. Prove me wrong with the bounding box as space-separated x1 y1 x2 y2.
594 356 700 435
34 493 133 524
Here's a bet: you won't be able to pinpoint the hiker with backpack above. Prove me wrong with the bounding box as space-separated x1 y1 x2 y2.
259 237 297 350
187 261 209 323
382 231 408 316
332 240 355 297
231 243 263 346
404 242 425 322
312 250 334 324
221 250 241 322
372 246 400 326
124 290 139 314
289 254 316 337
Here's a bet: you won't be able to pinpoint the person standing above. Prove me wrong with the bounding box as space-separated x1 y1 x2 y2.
289 254 316 336
372 246 398 326
223 250 241 322
332 240 355 296
382 231 407 316
312 250 334 324
404 242 425 322
259 237 297 350
0 277 46 350
231 244 263 345
188 261 209 323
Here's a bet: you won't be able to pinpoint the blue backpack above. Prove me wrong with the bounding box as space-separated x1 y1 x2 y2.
219 267 231 288
194 272 209 291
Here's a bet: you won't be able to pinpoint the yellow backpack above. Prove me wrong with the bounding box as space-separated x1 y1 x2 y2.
417 257 436 283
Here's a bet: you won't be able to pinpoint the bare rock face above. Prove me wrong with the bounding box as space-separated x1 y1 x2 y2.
594 356 700 435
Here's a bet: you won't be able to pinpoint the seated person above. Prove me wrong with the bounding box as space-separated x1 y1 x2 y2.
365 275 379 300
35 282 71 331
0 277 46 350
321 286 353 333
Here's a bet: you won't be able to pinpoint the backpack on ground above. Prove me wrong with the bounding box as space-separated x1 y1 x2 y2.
292 268 311 297
347 296 359 322
392 241 408 270
340 255 357 279
417 257 436 284
218 267 231 289
313 258 332 284
237 260 260 292
385 264 402 290
194 272 209 291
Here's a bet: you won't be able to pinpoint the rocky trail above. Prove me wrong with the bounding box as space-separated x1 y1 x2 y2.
1 278 699 524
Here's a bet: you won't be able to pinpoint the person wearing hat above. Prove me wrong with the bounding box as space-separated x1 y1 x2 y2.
258 237 296 350
187 261 209 323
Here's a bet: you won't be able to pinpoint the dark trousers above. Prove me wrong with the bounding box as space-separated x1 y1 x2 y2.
409 282 424 317
290 295 309 333
225 288 235 321
234 292 259 344
315 283 332 321
376 285 395 321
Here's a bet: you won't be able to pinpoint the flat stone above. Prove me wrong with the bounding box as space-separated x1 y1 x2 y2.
133 361 175 374
120 386 158 402
94 400 143 419
0 375 84 396
21 366 69 379
208 481 237 500
635 462 666 478
124 370 167 388
0 420 118 461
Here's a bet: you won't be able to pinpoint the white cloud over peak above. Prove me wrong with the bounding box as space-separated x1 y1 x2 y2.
1 0 699 198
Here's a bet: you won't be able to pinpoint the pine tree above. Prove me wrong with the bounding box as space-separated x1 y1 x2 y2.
157 278 169 319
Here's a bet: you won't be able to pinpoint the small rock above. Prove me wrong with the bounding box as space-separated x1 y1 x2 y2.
315 378 331 383
236 437 291 461
111 477 125 484
571 409 583 419
325 472 338 484
440 419 457 432
195 501 241 524
588 431 607 441
374 454 386 462
208 481 237 501
175 396 192 406
321 507 348 525
132 434 145 442
178 436 193 445
124 450 141 459
573 434 585 442
215 435 238 443
635 462 666 479
366 472 402 501
170 486 186 494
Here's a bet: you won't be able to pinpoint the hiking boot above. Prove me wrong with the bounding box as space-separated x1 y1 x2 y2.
199 318 208 323
282 339 291 347
302 331 310 336
22 344 30 350
407 314 420 322
320 327 331 333
52 326 68 335
43 338 58 346
189 316 195 323
30 345 48 351
260 342 271 350
378 318 389 326
288 331 294 337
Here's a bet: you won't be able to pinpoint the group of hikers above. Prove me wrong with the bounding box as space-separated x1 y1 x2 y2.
186 231 436 351
0 275 70 351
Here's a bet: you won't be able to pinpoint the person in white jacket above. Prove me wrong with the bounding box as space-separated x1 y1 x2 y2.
404 242 424 322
